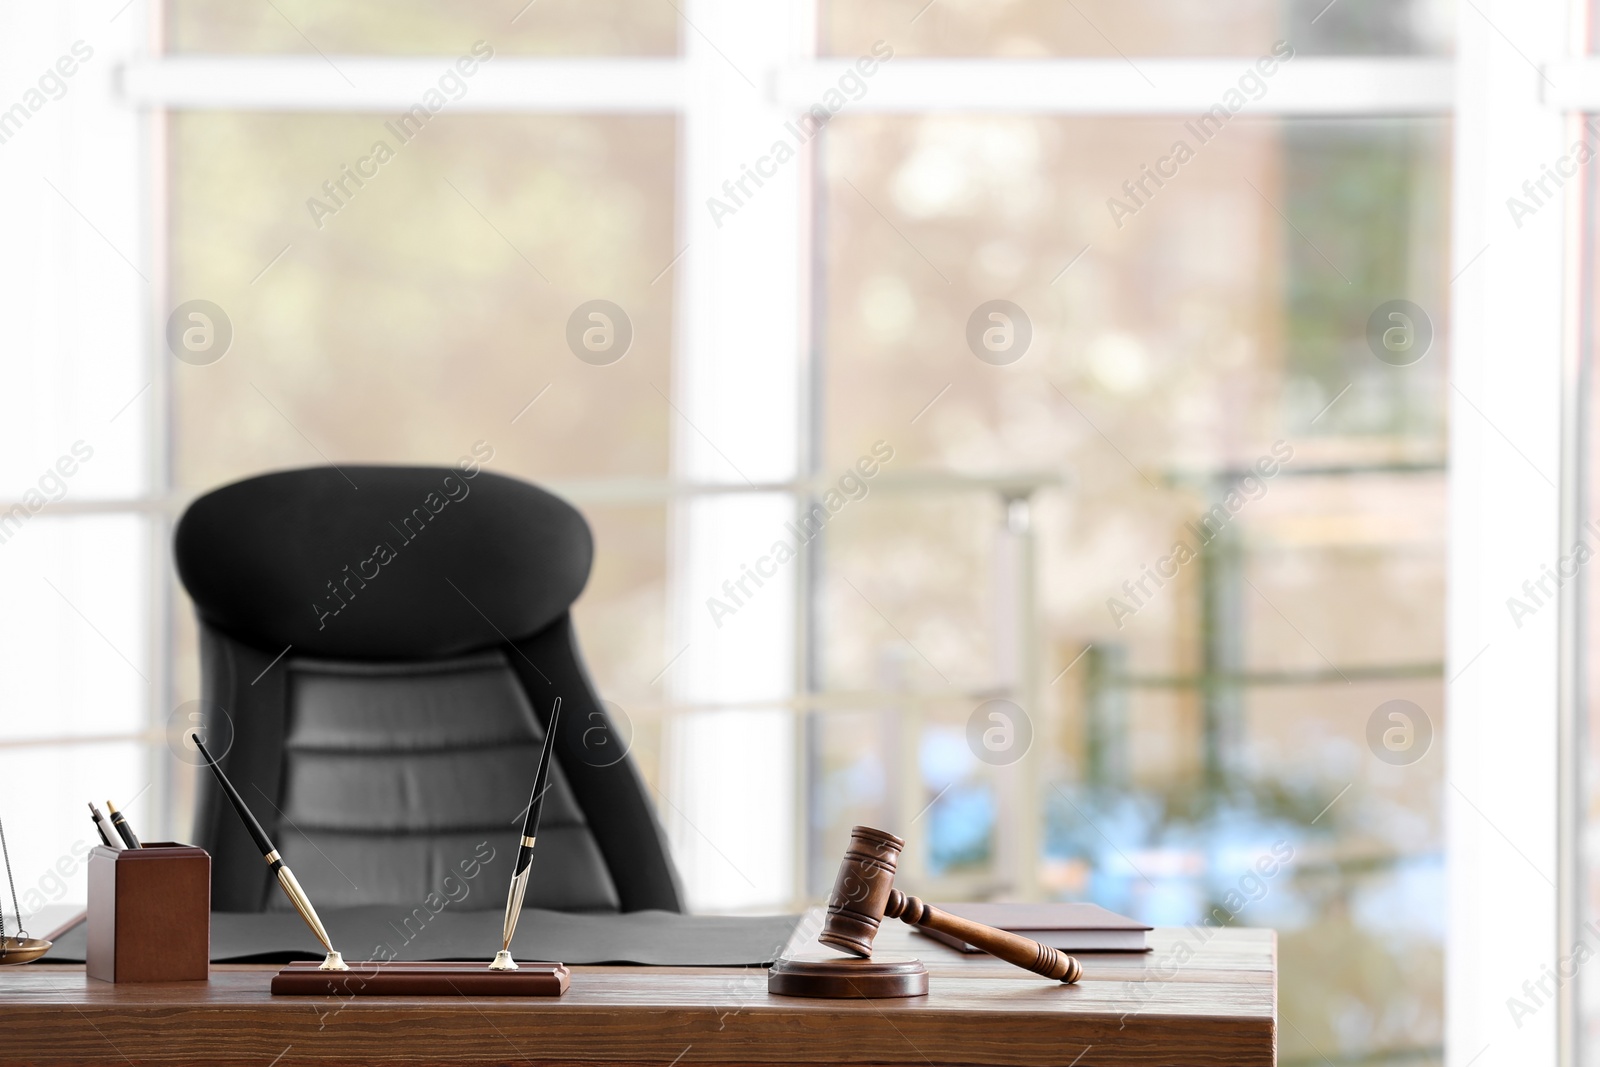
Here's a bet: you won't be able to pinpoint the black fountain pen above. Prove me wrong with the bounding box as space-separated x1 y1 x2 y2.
192 735 348 971
105 801 141 848
490 697 562 971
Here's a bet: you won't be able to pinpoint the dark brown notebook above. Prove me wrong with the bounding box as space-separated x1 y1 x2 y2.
271 960 570 997
915 902 1152 954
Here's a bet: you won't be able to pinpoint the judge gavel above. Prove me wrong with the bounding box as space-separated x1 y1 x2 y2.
819 825 1082 984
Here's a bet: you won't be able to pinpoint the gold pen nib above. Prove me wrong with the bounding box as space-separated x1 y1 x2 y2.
489 866 533 970
275 863 348 971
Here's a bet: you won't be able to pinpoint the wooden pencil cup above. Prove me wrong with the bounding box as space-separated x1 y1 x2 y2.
86 843 210 983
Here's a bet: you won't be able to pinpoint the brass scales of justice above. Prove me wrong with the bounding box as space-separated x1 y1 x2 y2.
0 816 54 966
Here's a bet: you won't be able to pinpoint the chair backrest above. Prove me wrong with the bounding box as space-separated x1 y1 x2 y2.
174 463 683 914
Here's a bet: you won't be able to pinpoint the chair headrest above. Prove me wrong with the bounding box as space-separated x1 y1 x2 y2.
175 465 592 659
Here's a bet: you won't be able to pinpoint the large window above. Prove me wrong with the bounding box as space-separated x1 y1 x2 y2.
816 110 1451 1062
6 1 1597 1064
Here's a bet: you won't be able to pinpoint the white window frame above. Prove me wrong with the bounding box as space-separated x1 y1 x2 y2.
16 0 1596 1059
1450 4 1595 1066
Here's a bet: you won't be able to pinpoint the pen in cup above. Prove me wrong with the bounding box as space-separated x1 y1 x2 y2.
87 803 121 850
105 801 141 849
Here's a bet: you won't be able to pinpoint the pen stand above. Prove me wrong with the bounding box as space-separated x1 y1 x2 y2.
272 960 570 996
86 843 210 983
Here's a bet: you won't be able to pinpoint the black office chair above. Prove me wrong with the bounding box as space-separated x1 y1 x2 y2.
173 464 683 915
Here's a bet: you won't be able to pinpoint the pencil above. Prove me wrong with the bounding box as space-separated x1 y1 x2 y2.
87 803 119 850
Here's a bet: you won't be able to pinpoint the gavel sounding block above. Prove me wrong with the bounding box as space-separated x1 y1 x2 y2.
272 961 570 996
767 950 928 998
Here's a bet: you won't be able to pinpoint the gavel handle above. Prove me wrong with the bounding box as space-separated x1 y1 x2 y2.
884 890 1083 984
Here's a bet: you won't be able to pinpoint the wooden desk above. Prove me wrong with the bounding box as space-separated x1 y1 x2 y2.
0 911 1276 1066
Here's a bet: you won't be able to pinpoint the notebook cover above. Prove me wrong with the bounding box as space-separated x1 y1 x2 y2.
917 902 1152 954
932 903 1152 931
272 960 569 996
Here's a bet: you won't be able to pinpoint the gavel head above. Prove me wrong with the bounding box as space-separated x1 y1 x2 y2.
819 825 906 957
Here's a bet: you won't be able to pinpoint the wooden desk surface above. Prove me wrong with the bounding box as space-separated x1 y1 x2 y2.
0 911 1276 1067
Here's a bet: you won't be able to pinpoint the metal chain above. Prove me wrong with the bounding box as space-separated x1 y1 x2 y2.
0 816 23 948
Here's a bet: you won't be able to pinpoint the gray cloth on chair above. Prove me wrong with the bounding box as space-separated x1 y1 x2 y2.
44 907 801 967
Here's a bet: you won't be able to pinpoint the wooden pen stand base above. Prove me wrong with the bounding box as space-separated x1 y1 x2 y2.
272 961 570 997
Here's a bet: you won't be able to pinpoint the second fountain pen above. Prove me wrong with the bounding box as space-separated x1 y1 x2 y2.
192 734 348 971
490 697 562 971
